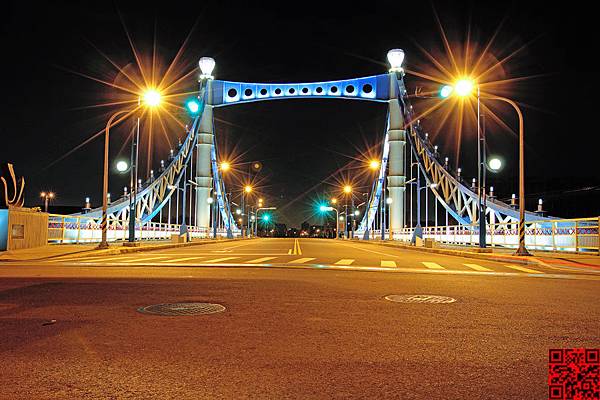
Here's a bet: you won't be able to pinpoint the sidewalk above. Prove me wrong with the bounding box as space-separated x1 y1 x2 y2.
0 238 245 262
366 240 600 270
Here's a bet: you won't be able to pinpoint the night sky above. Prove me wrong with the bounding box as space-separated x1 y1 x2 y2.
1 1 597 227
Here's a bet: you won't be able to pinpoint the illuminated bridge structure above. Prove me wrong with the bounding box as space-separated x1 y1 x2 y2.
49 51 597 253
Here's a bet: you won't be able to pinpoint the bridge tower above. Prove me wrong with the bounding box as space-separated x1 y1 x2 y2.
386 53 407 237
194 68 215 236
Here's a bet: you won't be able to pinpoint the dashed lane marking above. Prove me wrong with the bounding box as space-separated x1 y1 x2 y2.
381 260 397 267
463 263 492 272
245 257 277 263
203 257 239 263
422 262 445 270
505 264 544 274
121 256 171 263
334 259 355 265
289 258 316 264
161 257 204 263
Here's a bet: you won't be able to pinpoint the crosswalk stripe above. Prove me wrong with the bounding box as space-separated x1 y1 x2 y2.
505 264 544 274
245 257 277 263
334 259 355 265
381 260 397 267
162 257 204 263
122 256 170 263
203 257 239 263
463 263 492 272
422 262 445 270
289 258 316 264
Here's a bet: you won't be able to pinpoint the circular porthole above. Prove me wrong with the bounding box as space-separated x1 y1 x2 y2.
288 88 296 94
345 85 355 94
362 84 373 94
274 88 282 95
315 86 323 94
244 88 253 97
301 87 309 94
260 88 268 96
330 86 338 93
227 88 238 98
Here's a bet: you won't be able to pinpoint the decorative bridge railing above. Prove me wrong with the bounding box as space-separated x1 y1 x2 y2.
47 214 237 244
365 216 599 253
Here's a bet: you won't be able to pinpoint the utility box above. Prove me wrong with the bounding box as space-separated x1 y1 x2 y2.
424 238 436 248
171 234 187 243
0 208 48 251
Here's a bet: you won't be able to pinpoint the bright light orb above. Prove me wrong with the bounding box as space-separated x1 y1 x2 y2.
454 79 474 97
343 185 352 194
488 158 502 171
220 161 230 172
386 197 393 204
186 100 200 114
199 57 216 78
319 205 327 212
387 49 405 71
116 160 128 172
369 160 380 170
143 89 161 107
206 197 214 204
440 85 453 98
244 185 252 193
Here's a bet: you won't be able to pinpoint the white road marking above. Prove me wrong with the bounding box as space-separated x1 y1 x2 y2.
203 257 239 263
289 258 316 264
381 260 397 267
245 257 277 263
505 264 544 274
422 262 445 270
122 256 170 263
334 259 355 265
161 257 204 263
463 263 492 272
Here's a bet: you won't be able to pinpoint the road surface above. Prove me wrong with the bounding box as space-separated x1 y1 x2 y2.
1 238 598 399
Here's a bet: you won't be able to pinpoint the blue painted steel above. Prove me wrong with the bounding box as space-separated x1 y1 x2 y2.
210 75 391 107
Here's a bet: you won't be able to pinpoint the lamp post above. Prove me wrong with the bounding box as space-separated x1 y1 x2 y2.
98 90 161 249
256 207 276 236
40 192 54 213
440 81 530 256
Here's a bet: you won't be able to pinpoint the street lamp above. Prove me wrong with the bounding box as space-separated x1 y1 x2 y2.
199 57 216 80
319 205 339 239
442 79 530 255
369 160 380 170
115 160 129 173
387 49 405 73
40 191 54 213
220 161 231 172
98 88 162 249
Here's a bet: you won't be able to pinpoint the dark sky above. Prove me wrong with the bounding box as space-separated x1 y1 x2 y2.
1 1 597 226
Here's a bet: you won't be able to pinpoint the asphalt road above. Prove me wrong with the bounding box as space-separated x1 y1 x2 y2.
1 238 599 399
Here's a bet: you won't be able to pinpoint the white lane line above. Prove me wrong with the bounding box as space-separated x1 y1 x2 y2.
121 256 170 263
289 258 316 264
334 259 355 265
422 262 445 270
463 263 492 272
505 264 544 274
381 260 397 267
161 257 204 263
245 257 277 263
203 257 239 263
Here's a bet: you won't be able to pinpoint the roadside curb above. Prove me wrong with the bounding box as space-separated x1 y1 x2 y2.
0 238 251 263
360 240 541 266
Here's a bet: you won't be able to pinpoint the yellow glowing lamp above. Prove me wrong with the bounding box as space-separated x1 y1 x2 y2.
343 185 352 194
244 185 252 193
454 79 474 97
220 161 231 172
369 160 380 170
143 89 161 107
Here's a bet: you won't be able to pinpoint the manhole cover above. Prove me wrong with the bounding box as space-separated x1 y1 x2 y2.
137 302 226 316
384 294 456 304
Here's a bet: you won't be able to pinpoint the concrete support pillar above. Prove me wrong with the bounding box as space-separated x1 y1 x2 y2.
387 85 406 238
195 104 213 237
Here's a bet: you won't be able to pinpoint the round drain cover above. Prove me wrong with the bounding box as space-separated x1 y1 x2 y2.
385 294 456 304
137 302 226 316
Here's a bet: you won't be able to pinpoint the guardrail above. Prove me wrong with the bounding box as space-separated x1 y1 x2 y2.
47 214 234 244
358 217 600 253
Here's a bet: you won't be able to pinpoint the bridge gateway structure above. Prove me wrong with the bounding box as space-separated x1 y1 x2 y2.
48 50 598 253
